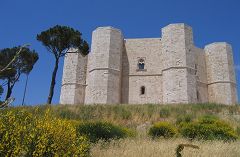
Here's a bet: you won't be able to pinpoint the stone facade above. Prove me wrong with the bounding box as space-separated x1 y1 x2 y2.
60 23 238 105
60 48 88 104
84 27 123 104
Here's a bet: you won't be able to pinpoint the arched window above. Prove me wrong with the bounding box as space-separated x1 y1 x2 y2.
140 86 145 95
138 58 145 70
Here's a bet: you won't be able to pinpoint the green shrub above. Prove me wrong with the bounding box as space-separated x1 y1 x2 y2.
76 121 129 143
159 108 170 118
198 114 219 123
236 126 240 137
148 122 177 138
176 114 194 125
0 109 90 157
180 117 238 141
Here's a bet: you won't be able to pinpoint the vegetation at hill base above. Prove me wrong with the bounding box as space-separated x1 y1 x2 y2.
0 103 240 157
77 121 134 143
148 121 177 138
0 109 90 156
179 116 238 141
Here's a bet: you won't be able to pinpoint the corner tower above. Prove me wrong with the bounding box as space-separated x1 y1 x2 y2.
60 48 88 104
84 27 123 104
161 23 197 104
205 43 238 104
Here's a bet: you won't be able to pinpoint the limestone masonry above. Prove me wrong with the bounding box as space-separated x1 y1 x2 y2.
60 23 238 105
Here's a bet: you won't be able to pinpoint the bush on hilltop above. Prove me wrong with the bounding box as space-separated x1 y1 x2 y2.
180 116 238 141
148 122 177 139
76 121 133 143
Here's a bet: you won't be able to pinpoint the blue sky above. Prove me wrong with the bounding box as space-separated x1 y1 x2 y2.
0 0 239 105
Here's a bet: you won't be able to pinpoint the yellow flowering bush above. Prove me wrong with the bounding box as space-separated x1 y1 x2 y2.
180 116 238 141
0 109 90 157
148 122 177 139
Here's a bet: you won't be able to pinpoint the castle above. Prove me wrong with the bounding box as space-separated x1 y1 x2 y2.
60 23 238 105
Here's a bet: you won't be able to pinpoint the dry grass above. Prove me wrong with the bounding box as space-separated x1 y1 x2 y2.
49 103 240 128
11 104 240 128
91 138 240 157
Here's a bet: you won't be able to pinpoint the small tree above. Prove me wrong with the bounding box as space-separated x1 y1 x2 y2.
0 45 29 73
37 25 89 104
0 47 38 100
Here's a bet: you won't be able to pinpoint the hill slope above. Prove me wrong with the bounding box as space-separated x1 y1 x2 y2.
17 103 240 128
2 103 240 157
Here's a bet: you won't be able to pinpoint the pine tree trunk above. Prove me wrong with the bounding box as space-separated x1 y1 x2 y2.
5 79 12 101
47 58 59 104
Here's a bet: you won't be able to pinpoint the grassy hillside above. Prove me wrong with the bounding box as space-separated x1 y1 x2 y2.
1 103 240 157
11 103 240 127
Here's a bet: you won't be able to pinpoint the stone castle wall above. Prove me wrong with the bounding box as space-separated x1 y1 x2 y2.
122 38 162 104
60 23 238 105
194 47 208 103
205 43 238 104
84 27 123 104
60 48 88 104
161 24 197 104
